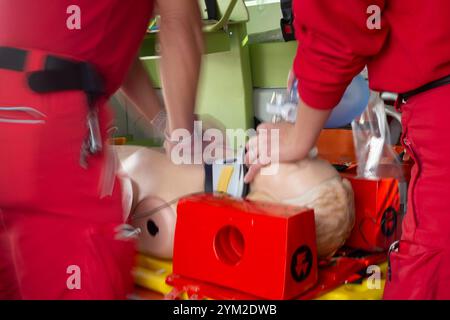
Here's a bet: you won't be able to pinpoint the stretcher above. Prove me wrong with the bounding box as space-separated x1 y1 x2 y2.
134 255 174 297
129 128 408 300
134 251 387 300
316 262 387 300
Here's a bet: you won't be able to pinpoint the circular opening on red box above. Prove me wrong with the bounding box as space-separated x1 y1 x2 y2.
214 226 245 266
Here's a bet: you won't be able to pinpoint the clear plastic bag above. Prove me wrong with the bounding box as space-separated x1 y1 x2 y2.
351 93 404 180
265 75 370 128
266 85 299 124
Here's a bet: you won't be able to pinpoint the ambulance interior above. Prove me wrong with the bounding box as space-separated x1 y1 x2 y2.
110 0 411 300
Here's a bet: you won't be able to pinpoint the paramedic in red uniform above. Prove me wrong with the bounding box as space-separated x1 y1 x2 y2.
245 0 450 299
0 0 202 299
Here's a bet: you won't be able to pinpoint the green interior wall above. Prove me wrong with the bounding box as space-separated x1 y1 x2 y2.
245 1 282 34
250 41 297 88
141 24 254 132
134 1 298 139
196 24 254 131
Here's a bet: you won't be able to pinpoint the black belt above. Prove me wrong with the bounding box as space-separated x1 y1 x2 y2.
399 74 450 103
0 46 105 105
0 46 105 157
0 47 27 71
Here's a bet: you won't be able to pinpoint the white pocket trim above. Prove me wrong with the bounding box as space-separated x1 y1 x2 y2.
0 106 47 124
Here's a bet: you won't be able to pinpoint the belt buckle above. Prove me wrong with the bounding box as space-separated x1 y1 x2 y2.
87 108 103 154
79 104 103 169
387 240 400 281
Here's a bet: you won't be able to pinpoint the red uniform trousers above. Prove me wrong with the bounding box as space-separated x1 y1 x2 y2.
0 49 135 300
383 84 450 299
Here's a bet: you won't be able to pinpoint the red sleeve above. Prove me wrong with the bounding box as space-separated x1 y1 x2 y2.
293 0 389 109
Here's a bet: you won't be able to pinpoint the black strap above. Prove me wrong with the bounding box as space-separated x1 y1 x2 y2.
280 0 293 20
0 47 28 72
399 74 450 102
27 56 105 108
204 163 214 193
241 164 250 198
204 0 219 20
280 0 295 42
0 46 105 107
28 69 84 93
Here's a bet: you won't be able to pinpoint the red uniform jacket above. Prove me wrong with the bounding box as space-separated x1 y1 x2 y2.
293 0 450 109
0 0 154 95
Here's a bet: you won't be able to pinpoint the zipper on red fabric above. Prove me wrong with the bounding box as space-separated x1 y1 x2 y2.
394 96 406 113
399 133 421 240
403 137 411 149
386 133 418 282
387 240 400 281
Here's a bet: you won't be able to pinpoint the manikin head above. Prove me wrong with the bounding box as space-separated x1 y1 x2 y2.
247 158 355 258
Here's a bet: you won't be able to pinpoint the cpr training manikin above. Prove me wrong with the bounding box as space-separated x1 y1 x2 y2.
115 143 355 260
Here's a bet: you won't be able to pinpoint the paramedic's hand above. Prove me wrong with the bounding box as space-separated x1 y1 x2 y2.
244 99 333 183
244 122 306 183
164 117 234 164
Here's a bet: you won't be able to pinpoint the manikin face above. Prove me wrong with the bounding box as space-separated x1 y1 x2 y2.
117 145 204 259
131 196 177 259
